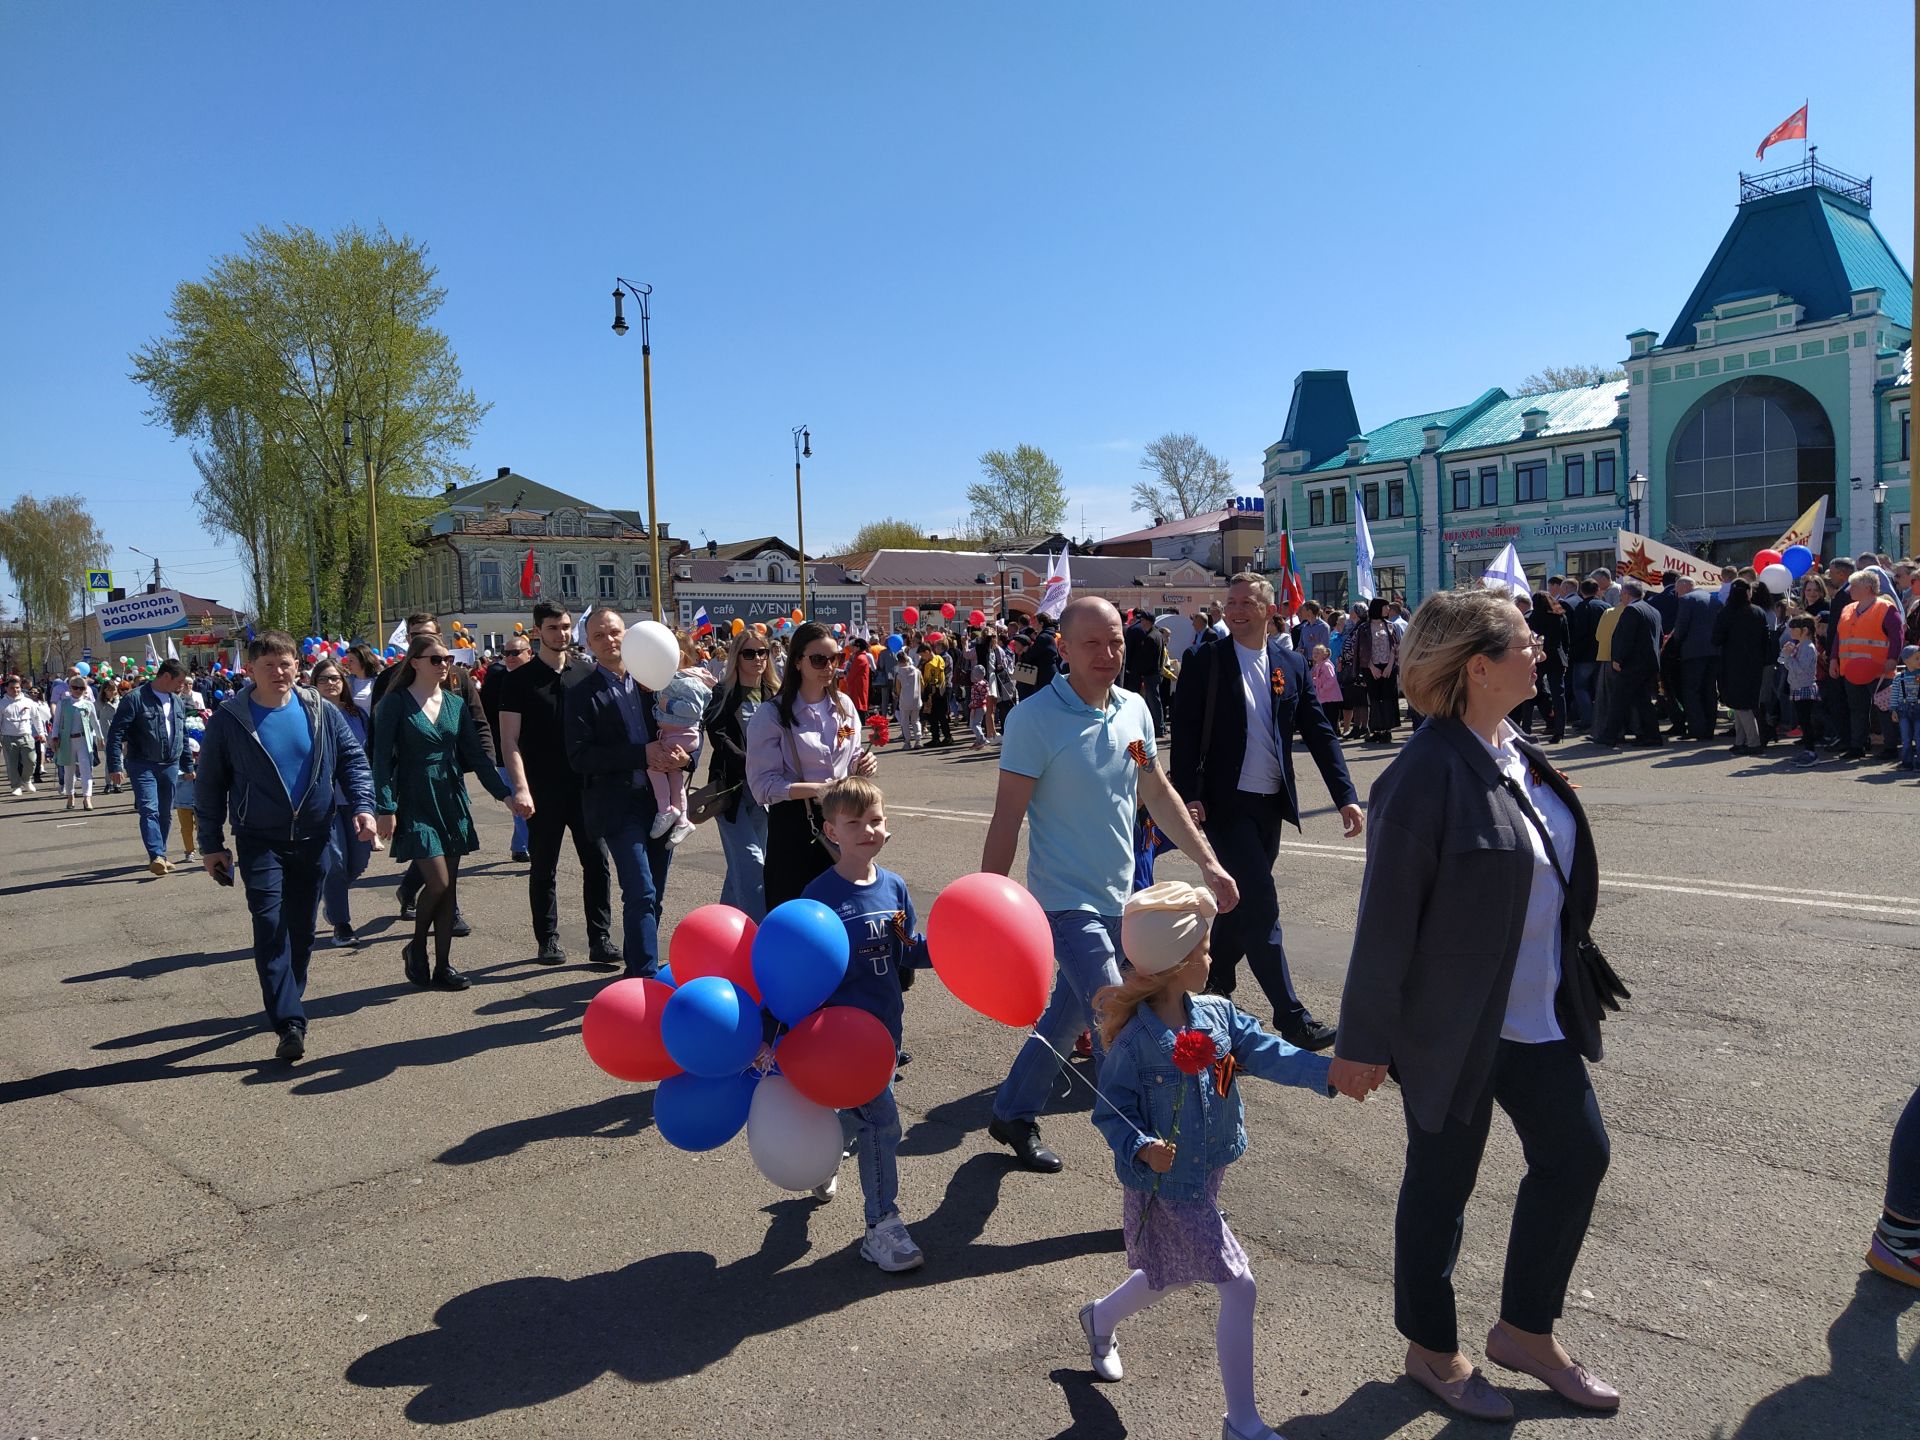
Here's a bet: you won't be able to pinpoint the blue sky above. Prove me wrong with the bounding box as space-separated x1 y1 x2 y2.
2 1 1911 611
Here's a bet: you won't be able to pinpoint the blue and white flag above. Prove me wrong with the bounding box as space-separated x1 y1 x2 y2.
1037 550 1072 620
1482 541 1530 597
1353 494 1377 601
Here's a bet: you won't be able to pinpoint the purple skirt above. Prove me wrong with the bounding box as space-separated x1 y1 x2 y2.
1123 1167 1250 1290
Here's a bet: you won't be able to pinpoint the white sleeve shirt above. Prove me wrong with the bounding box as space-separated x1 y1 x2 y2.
1480 721 1576 1044
1233 641 1283 795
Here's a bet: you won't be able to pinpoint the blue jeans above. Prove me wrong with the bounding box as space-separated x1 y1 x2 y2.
321 807 372 929
499 766 529 853
234 830 329 1034
992 911 1123 1126
838 1082 902 1227
1568 662 1598 731
603 808 673 978
1900 711 1920 768
717 792 769 921
128 759 177 860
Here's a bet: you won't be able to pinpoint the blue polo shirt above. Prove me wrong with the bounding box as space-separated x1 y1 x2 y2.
999 674 1157 916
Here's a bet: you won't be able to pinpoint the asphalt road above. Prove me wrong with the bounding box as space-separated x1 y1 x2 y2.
1 729 1915 1439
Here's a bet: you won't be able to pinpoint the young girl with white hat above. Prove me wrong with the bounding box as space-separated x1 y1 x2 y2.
1078 880 1342 1440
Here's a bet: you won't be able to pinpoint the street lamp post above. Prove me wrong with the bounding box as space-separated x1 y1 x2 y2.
343 418 383 646
1872 479 1888 553
1627 471 1649 538
995 552 1009 623
792 426 812 619
611 280 665 621
1449 541 1460 589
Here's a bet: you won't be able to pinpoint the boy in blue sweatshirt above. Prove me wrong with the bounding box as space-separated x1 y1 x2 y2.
801 775 930 1272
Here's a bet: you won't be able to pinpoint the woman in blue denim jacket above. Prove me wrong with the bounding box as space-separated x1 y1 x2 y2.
1079 881 1337 1440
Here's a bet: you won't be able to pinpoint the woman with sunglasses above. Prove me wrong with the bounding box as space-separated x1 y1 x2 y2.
746 621 879 910
370 634 515 990
702 629 780 920
309 658 375 947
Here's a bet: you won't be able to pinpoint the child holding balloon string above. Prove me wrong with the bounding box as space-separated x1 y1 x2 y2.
1079 881 1343 1440
801 774 932 1272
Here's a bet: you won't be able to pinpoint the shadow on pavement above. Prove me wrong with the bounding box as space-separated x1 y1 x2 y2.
66 944 253 985
1276 1374 1612 1437
1713 1270 1919 1439
346 1153 1121 1424
0 862 140 899
897 1066 1096 1160
436 1091 656 1166
1044 1366 1125 1438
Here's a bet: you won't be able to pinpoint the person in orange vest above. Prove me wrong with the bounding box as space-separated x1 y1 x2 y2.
1834 573 1903 760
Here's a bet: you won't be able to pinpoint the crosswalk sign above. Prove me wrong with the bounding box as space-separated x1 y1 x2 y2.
86 570 112 592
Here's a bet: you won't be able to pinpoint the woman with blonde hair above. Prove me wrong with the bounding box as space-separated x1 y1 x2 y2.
1332 588 1620 1421
53 673 102 810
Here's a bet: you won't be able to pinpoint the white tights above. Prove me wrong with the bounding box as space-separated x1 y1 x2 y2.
62 751 93 798
1093 1268 1260 1432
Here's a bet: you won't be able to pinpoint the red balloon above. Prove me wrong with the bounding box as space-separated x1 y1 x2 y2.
901 606 920 626
1753 549 1783 571
940 602 957 620
582 978 682 1082
968 609 986 627
778 1006 896 1108
669 904 761 1001
927 873 1052 1027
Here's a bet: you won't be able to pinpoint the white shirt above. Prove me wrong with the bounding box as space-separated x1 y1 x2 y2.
1233 641 1283 795
0 695 39 738
1479 721 1575 1044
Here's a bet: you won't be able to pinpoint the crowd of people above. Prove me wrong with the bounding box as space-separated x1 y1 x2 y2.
5 556 1916 1438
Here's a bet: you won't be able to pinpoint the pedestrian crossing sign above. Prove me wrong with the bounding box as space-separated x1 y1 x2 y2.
86 570 112 592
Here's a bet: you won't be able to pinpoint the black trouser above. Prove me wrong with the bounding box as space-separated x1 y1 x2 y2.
1366 675 1398 735
1680 656 1719 740
1821 674 1849 745
1794 697 1820 750
1201 789 1311 1028
1845 679 1880 752
1658 642 1684 727
925 692 952 746
1601 667 1660 744
1396 1038 1610 1352
764 798 836 912
526 780 613 951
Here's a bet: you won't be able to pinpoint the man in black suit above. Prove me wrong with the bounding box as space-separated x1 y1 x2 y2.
1598 578 1665 747
1170 573 1365 1050
1565 579 1606 731
1122 610 1167 736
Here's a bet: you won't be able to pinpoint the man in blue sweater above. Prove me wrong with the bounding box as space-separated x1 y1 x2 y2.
196 632 374 1062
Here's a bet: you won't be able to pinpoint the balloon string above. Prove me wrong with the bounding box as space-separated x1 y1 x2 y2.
1020 1030 1153 1146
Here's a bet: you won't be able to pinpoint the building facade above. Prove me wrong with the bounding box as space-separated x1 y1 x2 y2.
669 538 868 633
1091 498 1266 574
1264 159 1912 607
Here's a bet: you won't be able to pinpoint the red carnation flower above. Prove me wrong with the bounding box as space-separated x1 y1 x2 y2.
1171 1028 1217 1076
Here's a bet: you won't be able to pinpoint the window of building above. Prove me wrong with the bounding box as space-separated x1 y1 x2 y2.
1360 483 1380 520
766 561 784 583
633 564 651 601
1901 408 1910 461
1594 452 1617 492
1310 571 1348 611
1308 492 1326 527
558 562 579 599
1387 479 1405 517
1566 548 1612 581
475 558 501 601
1008 572 1024 592
1479 466 1499 507
1564 455 1586 497
1372 564 1407 601
1451 469 1472 510
1515 459 1548 503
1666 379 1835 532
597 562 617 600
1331 487 1349 524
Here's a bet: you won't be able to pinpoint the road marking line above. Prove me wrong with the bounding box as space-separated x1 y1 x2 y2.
1601 871 1892 904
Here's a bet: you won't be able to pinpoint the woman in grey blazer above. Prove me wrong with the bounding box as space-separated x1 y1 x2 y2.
1331 589 1619 1422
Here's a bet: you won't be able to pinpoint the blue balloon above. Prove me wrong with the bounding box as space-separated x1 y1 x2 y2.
751 899 851 1025
660 976 762 1077
656 963 676 988
1782 544 1814 579
653 1071 756 1151
886 634 905 653
74 662 91 677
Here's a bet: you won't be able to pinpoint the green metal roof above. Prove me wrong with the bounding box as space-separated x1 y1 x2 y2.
1306 397 1483 473
1437 380 1628 456
1820 194 1914 327
441 470 610 516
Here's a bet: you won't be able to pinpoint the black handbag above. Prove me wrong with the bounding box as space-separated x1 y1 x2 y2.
1498 775 1630 1062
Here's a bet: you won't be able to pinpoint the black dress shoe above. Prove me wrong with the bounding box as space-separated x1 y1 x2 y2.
535 938 568 965
275 1026 306 1062
988 1116 1063 1173
431 962 471 991
450 912 472 938
588 945 623 969
1279 1017 1337 1052
403 939 430 989
399 900 417 922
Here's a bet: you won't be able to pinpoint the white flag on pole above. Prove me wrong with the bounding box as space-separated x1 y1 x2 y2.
1481 542 1530 597
1353 495 1377 601
1037 550 1072 620
386 616 409 651
166 637 180 662
143 635 159 669
573 606 591 648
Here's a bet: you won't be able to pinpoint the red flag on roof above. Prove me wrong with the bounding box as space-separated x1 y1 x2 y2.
1755 104 1807 160
519 548 540 598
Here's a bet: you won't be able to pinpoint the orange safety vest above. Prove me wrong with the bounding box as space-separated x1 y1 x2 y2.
1836 597 1893 684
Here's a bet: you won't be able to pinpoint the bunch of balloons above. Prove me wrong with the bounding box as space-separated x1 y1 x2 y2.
581 874 1056 1191
1752 544 1816 596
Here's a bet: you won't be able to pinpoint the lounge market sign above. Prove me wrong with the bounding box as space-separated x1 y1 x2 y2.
1440 517 1619 545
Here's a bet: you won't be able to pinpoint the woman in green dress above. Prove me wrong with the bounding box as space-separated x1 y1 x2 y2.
372 634 516 990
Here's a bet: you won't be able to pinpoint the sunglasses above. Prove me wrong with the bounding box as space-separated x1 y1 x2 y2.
804 651 840 669
421 654 453 667
740 648 769 660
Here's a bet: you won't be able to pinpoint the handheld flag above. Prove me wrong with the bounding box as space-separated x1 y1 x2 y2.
692 606 713 636
1274 500 1305 616
1771 496 1829 556
1352 490 1377 602
166 637 180 662
519 548 540 598
387 616 409 650
1037 550 1072 620
1481 542 1530 597
1756 104 1808 160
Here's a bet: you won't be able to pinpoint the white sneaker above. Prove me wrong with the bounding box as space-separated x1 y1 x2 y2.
24 782 33 793
1222 1419 1285 1440
648 808 677 840
1079 1302 1123 1381
860 1214 924 1272
665 816 695 849
7 787 18 797
810 1174 837 1203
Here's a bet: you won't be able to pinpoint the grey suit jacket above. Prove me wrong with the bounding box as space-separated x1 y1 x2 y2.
1335 717 1599 1132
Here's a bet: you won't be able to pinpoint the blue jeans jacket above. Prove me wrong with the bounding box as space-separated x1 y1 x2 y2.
1093 992 1333 1201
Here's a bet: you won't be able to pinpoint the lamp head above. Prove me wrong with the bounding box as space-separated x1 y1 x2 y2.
611 287 628 336
801 428 811 459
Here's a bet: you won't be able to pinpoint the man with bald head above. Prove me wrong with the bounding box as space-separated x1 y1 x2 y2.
979 596 1239 1173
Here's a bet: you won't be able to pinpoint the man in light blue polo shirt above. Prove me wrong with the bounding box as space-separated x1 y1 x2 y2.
981 595 1237 1172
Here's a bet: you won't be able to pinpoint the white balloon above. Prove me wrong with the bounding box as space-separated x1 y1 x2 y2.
746 1075 844 1191
1758 563 1793 595
626 619 680 691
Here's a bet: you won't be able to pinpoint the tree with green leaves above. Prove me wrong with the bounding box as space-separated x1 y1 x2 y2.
1514 363 1625 395
1132 432 1234 520
0 494 108 673
835 518 944 555
967 445 1068 543
130 223 488 637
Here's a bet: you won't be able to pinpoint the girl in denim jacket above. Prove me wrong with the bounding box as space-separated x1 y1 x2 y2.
1079 881 1337 1440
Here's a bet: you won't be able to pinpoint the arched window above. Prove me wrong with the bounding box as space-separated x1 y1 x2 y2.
1667 377 1834 533
766 561 784 583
